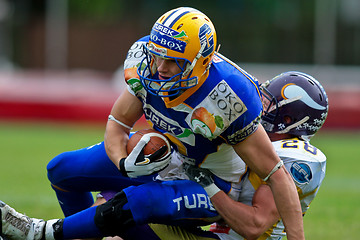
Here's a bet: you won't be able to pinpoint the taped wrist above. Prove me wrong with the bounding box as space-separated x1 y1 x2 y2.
204 183 221 198
94 191 135 237
44 219 64 240
119 158 128 177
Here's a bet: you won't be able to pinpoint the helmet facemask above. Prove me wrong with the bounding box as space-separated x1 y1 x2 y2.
138 43 199 97
260 80 279 130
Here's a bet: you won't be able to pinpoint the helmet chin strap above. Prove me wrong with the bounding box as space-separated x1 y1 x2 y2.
182 42 206 78
300 134 314 141
201 44 219 76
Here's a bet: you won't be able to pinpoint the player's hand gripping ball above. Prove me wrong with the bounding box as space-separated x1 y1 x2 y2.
119 129 172 178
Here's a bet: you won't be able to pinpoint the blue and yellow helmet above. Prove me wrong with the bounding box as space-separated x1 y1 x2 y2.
138 7 217 98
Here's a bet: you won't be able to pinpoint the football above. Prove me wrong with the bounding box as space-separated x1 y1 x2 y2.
126 129 171 159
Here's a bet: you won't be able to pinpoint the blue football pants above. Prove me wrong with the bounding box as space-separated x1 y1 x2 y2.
47 141 155 216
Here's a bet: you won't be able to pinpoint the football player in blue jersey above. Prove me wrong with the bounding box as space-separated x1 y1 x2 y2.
0 7 304 240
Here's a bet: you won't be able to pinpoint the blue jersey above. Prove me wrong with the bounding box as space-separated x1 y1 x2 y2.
125 36 262 182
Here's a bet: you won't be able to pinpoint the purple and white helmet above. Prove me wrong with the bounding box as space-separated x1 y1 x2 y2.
260 71 329 141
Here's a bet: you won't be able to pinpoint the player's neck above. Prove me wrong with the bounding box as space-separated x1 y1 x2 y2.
267 132 295 142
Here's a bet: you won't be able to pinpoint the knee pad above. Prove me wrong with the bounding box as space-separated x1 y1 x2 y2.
94 191 135 237
47 152 72 185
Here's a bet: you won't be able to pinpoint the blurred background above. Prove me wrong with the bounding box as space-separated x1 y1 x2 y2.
0 0 359 127
0 1 359 239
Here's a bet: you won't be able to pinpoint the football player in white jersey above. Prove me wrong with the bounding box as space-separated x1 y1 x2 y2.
0 7 304 240
191 71 329 239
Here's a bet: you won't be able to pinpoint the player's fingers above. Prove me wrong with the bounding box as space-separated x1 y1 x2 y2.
129 135 151 158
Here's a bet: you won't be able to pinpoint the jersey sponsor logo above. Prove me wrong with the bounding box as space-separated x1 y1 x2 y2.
124 41 146 70
173 194 216 211
127 78 143 93
144 107 182 135
186 80 247 139
208 80 247 122
190 107 221 138
150 23 187 54
126 41 146 61
187 80 247 139
290 162 312 184
143 105 196 147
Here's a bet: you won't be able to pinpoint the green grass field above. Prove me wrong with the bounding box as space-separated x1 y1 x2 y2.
1 120 359 239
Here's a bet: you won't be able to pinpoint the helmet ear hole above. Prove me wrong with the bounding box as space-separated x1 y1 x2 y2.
283 115 292 124
203 58 209 66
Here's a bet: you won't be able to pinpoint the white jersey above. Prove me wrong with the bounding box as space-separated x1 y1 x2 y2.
213 138 327 240
156 146 246 201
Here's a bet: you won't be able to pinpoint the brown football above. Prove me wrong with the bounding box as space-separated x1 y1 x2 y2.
126 129 171 159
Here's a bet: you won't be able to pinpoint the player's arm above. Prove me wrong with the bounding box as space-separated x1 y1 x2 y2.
186 166 279 239
104 89 144 169
232 125 304 240
210 184 279 240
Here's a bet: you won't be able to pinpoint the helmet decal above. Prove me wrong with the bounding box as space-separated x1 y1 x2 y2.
282 84 327 110
150 23 187 54
199 24 215 58
148 42 167 56
173 31 188 39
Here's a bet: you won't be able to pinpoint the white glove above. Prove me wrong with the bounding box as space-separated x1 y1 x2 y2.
119 135 171 178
